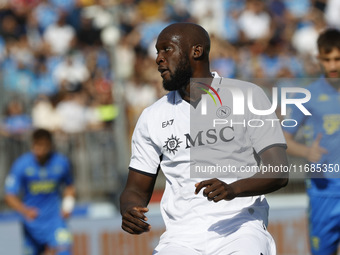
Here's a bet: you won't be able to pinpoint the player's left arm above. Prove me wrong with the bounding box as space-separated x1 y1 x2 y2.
61 157 76 218
195 146 289 202
61 184 76 218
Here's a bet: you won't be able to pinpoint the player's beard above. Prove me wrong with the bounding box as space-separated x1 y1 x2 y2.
162 58 192 91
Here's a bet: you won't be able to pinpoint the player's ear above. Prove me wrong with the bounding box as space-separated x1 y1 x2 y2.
192 44 204 59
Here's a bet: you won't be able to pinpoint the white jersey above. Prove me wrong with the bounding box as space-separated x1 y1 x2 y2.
129 73 286 245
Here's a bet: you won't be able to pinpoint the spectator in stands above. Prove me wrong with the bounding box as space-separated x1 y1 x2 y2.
76 15 101 47
324 0 340 28
284 0 311 20
291 8 326 57
0 13 23 41
238 0 273 43
32 95 61 132
34 56 59 97
2 43 36 98
55 87 100 134
43 12 75 56
189 0 225 35
53 52 89 91
33 0 59 33
0 99 32 137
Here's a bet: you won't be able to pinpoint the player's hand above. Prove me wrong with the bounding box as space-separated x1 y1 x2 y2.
121 206 151 235
307 134 328 163
23 207 38 221
61 210 71 219
195 178 236 202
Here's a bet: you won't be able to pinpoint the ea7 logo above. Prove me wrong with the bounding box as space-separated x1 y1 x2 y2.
162 119 174 128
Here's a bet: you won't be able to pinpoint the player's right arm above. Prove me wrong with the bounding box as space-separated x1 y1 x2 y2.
4 195 38 220
4 161 38 220
122 107 161 234
284 132 327 163
120 170 157 235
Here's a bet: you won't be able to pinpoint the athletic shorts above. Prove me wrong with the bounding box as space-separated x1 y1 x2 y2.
308 195 340 255
23 220 72 255
153 219 276 255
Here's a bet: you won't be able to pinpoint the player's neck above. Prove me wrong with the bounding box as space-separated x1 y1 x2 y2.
325 76 340 91
35 153 52 166
179 71 214 105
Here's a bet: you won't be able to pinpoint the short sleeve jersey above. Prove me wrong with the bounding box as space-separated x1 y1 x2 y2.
130 73 286 234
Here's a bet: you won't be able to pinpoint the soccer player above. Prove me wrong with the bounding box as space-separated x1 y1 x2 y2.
120 23 288 255
4 128 75 255
283 28 340 255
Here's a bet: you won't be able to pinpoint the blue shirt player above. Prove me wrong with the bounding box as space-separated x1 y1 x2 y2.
4 128 75 255
283 28 340 255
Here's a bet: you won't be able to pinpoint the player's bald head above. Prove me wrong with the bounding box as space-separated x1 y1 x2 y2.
158 23 211 59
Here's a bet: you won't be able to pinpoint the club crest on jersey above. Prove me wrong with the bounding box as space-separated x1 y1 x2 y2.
163 135 182 154
216 106 231 118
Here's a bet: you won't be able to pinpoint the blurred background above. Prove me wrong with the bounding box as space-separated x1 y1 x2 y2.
0 0 335 254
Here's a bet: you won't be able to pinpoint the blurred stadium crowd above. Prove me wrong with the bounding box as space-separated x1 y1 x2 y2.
0 0 336 205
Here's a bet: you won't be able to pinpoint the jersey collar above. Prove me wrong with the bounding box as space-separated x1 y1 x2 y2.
319 76 340 94
174 90 183 104
211 71 222 92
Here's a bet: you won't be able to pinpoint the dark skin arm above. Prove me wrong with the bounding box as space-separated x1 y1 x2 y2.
195 146 289 202
120 170 157 234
